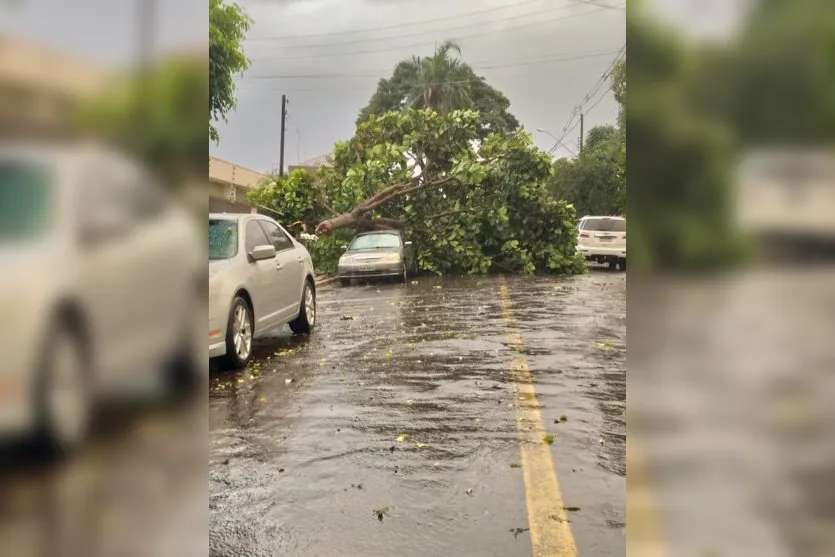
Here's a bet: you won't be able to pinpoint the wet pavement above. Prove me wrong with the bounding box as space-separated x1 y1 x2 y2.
210 271 626 557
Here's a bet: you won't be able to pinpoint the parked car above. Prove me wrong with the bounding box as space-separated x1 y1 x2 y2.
209 214 317 369
577 215 626 270
338 230 416 286
0 143 204 453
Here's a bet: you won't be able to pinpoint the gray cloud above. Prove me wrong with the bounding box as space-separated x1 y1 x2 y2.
211 0 625 172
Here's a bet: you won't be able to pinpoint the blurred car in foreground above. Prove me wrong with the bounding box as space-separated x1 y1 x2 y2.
337 230 416 286
209 214 317 369
577 215 627 270
0 143 204 454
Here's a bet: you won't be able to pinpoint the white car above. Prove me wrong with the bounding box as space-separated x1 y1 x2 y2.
577 215 626 270
0 144 204 453
208 214 317 369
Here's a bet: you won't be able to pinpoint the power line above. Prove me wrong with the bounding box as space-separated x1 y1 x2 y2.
235 53 618 93
245 0 602 42
239 48 621 81
246 3 602 52
551 46 623 151
247 6 615 61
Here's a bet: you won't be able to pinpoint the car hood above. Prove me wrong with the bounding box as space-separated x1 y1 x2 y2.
344 248 400 259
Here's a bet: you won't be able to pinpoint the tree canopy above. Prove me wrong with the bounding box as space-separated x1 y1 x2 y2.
210 0 251 143
357 41 519 137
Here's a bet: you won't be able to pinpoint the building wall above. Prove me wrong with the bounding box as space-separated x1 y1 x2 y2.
208 156 268 214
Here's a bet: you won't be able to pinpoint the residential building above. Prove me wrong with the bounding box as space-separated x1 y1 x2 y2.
0 36 107 139
209 156 268 214
288 153 333 179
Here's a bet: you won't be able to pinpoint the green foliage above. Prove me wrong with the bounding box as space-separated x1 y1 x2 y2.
548 130 625 218
627 5 745 270
246 169 320 236
357 41 519 137
210 0 251 143
248 108 584 276
77 56 208 187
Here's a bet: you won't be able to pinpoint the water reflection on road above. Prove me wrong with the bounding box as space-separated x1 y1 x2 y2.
210 271 625 557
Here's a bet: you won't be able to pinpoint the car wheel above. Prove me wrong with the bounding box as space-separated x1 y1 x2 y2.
220 296 253 369
35 325 90 456
290 280 316 334
618 257 627 271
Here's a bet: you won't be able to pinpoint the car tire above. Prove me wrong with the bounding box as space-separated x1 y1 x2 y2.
219 296 254 370
34 325 90 457
290 280 316 335
618 257 627 271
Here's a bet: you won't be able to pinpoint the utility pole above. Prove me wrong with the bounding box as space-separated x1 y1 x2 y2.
137 0 154 127
279 94 287 177
579 112 584 154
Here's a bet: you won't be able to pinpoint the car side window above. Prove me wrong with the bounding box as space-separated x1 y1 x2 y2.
257 220 295 253
245 220 269 253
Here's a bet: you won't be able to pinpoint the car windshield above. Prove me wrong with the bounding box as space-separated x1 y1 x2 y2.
582 218 625 232
0 161 53 242
209 219 238 260
349 233 401 250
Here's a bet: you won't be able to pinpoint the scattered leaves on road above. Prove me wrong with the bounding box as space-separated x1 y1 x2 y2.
415 443 427 449
543 434 555 445
396 434 408 442
563 506 581 512
340 315 357 321
558 415 568 423
465 488 473 496
595 341 612 349
510 462 522 468
374 507 390 522
259 396 267 404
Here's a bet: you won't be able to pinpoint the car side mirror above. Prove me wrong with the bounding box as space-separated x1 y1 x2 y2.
249 244 276 261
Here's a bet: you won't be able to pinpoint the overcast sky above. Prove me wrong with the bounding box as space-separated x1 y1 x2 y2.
211 0 626 173
0 0 206 68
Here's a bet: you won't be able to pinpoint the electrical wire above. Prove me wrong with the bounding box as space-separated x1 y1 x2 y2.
240 48 621 81
248 6 616 61
245 0 605 41
246 3 608 52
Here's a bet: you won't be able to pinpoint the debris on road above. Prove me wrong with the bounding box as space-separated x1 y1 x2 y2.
510 527 530 539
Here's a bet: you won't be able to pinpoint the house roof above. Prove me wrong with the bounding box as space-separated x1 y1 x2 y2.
294 153 333 168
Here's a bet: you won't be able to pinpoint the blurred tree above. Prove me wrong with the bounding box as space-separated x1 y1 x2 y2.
357 41 519 137
626 3 743 270
210 0 251 143
78 56 208 188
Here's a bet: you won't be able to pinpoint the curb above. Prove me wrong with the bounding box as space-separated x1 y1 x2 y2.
315 276 339 288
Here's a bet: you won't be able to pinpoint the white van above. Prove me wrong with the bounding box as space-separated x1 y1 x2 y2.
577 215 626 270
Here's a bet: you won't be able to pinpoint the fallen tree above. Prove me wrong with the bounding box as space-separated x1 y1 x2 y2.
250 108 585 275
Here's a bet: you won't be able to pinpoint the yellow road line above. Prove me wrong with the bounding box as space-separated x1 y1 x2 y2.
498 275 577 557
626 429 667 557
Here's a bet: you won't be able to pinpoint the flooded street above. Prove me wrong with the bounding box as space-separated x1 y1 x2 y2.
210 272 626 556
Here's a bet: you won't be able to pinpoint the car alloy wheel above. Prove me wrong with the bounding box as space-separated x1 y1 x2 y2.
232 302 252 361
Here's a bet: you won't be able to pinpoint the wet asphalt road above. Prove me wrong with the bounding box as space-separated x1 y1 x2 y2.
210 271 626 557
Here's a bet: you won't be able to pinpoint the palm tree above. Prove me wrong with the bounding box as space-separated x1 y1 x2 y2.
406 41 473 112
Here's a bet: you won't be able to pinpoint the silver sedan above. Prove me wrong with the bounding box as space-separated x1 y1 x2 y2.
209 214 317 369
